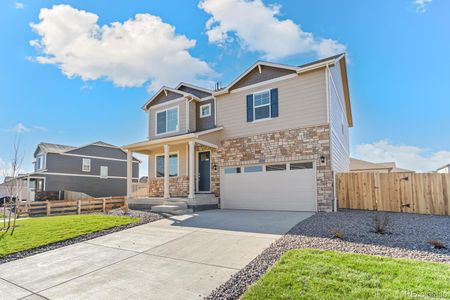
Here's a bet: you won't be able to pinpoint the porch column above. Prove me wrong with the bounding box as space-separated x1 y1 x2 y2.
26 175 31 204
188 141 195 199
126 150 133 198
163 144 170 199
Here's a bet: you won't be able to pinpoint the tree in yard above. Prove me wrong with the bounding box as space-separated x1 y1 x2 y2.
1 136 25 237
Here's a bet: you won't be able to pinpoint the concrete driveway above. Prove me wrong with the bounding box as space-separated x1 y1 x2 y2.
0 209 313 300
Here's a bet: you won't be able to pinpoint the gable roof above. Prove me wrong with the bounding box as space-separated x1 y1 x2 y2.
34 142 76 156
142 86 201 111
213 53 353 127
437 164 450 171
176 82 213 98
350 158 414 173
34 141 141 162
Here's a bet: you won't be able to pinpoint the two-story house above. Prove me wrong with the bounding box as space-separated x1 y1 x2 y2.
24 141 140 200
123 53 352 212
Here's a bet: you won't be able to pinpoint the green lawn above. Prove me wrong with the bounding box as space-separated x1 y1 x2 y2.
0 215 139 256
242 249 450 300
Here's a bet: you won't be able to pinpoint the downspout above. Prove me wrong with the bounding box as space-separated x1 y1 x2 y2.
326 65 338 212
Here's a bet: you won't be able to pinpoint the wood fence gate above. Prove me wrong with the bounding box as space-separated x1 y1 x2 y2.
337 172 450 216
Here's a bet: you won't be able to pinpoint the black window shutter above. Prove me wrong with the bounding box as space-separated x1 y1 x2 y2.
270 88 279 118
246 94 254 122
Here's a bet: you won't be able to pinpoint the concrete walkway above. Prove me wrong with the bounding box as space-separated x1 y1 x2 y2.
0 209 313 300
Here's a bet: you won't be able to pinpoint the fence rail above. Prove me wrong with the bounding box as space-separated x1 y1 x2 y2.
28 196 127 217
337 172 450 216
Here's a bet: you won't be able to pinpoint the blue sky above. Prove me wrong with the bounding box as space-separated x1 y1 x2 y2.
1 0 449 177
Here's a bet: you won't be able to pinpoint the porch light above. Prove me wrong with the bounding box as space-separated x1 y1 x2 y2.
320 156 326 164
213 164 218 171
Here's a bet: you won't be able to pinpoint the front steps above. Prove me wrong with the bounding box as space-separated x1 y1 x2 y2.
129 194 219 215
151 199 193 215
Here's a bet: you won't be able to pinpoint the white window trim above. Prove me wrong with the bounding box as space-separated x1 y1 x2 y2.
199 103 211 118
82 158 91 172
36 153 47 171
253 89 271 121
154 151 180 178
100 166 108 179
155 106 179 136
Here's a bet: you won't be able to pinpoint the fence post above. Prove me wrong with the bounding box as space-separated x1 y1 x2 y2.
124 196 129 214
46 201 50 216
77 200 81 215
102 198 106 212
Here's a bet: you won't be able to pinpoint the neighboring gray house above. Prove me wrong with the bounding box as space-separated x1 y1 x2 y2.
25 141 140 199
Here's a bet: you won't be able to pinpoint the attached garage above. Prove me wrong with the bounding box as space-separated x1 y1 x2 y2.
220 162 317 212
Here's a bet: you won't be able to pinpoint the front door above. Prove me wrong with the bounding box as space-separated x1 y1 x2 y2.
198 151 211 192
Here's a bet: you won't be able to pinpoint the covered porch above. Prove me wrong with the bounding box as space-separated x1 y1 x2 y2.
122 128 222 211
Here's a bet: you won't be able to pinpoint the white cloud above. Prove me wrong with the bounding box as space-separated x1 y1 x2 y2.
10 123 30 133
15 2 24 9
32 125 47 131
5 123 46 133
414 0 432 13
353 139 450 172
29 4 215 92
198 0 346 60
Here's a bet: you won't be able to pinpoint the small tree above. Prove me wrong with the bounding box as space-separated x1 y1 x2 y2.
1 136 24 237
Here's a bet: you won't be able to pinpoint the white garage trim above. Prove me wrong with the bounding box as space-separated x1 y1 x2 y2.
220 160 318 212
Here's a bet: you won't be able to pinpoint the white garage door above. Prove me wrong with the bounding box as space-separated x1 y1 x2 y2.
221 162 317 212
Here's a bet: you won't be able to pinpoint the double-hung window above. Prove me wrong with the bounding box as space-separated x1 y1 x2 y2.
253 91 271 120
82 158 91 172
36 155 45 170
156 106 179 135
156 154 179 177
100 166 108 178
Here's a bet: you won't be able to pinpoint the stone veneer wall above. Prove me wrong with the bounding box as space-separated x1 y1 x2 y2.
148 176 189 197
216 124 333 211
196 145 220 197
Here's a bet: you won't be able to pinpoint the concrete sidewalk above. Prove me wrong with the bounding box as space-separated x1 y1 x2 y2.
0 210 313 300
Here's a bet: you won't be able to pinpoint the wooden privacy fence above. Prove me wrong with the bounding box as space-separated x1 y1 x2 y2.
337 172 450 216
28 196 127 217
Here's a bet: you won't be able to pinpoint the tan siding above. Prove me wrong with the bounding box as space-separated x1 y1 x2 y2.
329 63 350 172
189 101 196 132
148 100 187 140
217 69 327 139
148 144 187 179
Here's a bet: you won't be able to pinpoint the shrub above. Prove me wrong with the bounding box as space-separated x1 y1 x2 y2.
370 216 392 234
428 240 447 249
331 228 344 239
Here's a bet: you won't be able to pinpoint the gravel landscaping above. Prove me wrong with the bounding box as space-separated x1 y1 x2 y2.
207 210 450 300
0 209 164 264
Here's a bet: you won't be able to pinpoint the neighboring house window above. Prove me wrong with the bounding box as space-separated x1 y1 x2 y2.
155 154 178 177
200 103 211 118
246 88 278 122
82 158 91 172
36 155 45 170
100 166 108 178
156 106 179 135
